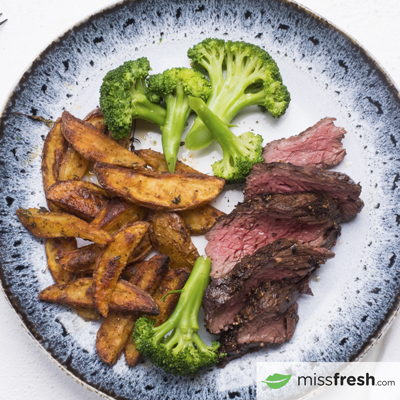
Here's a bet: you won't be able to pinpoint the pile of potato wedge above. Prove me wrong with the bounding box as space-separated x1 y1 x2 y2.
16 108 225 367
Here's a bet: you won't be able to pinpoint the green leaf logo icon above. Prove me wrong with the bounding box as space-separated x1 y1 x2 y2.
262 373 292 389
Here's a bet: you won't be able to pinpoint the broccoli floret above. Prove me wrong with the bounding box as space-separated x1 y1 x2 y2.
133 256 222 376
146 67 210 173
99 57 167 140
185 39 291 150
189 97 264 184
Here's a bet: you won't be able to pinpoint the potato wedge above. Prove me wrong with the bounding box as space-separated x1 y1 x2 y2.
84 108 107 133
60 243 102 273
148 212 199 270
60 230 151 274
90 199 148 234
41 118 68 193
45 238 101 320
61 111 145 168
127 230 152 264
84 108 131 149
46 180 111 221
16 208 112 244
93 221 150 317
58 147 90 182
96 255 169 365
124 267 189 366
135 149 200 174
38 277 159 314
45 238 76 284
179 205 225 235
94 162 225 211
121 254 169 281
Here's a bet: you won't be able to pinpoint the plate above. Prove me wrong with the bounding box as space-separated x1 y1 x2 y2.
1 0 400 398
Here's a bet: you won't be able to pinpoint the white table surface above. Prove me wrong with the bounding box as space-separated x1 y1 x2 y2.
1 0 400 398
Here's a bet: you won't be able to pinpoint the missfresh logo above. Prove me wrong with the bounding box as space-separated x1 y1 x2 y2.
262 373 292 389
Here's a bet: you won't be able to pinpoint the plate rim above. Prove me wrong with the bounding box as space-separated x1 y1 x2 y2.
1 0 400 397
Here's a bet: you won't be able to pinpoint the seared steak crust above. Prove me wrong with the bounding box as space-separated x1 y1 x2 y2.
233 193 339 225
245 163 363 221
203 239 334 334
263 118 346 169
218 303 300 367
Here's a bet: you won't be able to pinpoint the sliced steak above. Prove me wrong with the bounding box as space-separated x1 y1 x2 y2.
206 209 340 278
234 192 339 225
263 118 346 169
245 162 363 221
218 303 299 367
234 277 312 328
203 239 334 334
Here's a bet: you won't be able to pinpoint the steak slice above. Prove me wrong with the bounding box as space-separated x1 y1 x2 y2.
218 303 299 367
205 209 340 279
234 277 312 328
203 239 334 334
234 192 339 225
245 162 363 221
263 118 346 169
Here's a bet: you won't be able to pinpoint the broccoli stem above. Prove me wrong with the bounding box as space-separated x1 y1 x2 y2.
131 79 167 127
161 84 191 173
152 256 211 349
188 96 244 159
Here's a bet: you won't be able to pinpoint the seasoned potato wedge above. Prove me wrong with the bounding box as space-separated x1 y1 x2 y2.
38 277 159 314
179 205 225 235
90 199 148 234
60 231 152 274
16 208 112 244
45 238 101 320
96 255 169 365
135 149 200 174
41 118 68 193
45 238 76 284
128 255 169 292
127 230 152 264
46 180 111 221
121 254 169 281
124 267 190 366
84 108 107 133
93 222 150 317
58 147 90 182
60 243 102 273
96 312 136 365
148 212 199 270
61 111 145 168
94 162 225 211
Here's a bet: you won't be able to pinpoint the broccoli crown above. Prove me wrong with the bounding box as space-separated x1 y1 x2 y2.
99 57 166 140
185 39 291 151
188 96 264 184
212 130 264 184
187 38 226 76
133 256 222 376
147 67 211 101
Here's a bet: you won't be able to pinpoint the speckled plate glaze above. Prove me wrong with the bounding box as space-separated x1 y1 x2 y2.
1 0 400 399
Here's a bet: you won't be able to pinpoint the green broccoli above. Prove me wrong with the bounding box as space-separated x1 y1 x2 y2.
99 57 167 140
146 67 210 173
189 96 264 184
132 256 222 376
185 39 291 150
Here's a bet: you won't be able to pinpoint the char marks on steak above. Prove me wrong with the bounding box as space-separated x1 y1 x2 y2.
205 203 340 278
263 118 346 169
218 303 299 367
203 239 334 334
245 162 364 221
235 193 340 225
